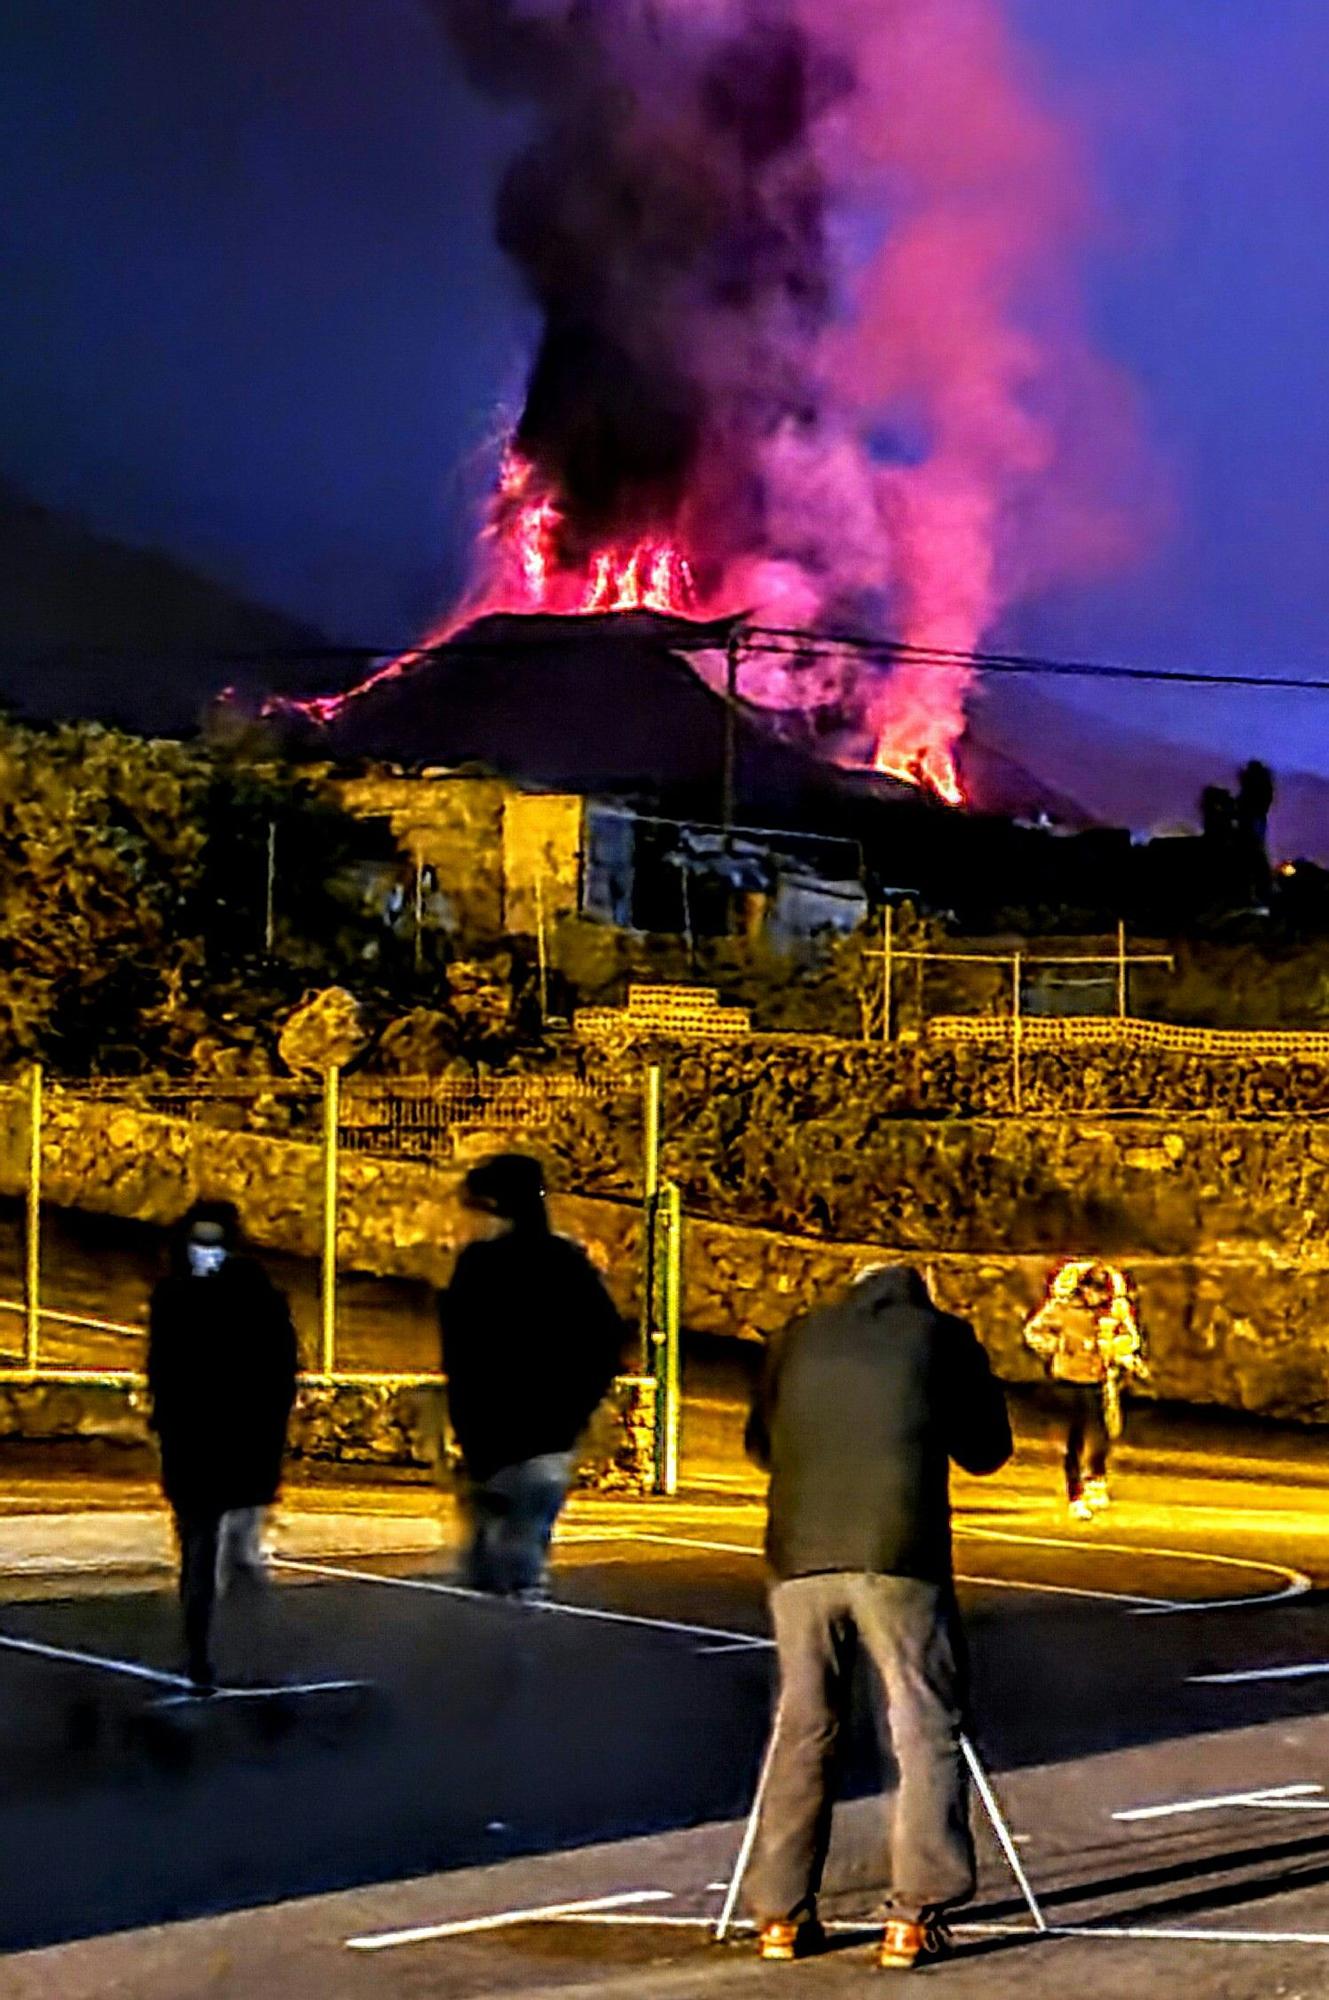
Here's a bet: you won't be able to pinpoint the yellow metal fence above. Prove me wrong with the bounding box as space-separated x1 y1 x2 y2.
0 1067 645 1390
930 1014 1329 1060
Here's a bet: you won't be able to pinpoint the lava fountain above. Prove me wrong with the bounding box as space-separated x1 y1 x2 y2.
477 449 697 619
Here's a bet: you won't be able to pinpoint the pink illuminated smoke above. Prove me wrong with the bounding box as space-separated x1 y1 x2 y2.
319 0 1159 805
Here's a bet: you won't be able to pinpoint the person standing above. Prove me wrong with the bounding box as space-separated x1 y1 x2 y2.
743 1264 1012 1970
438 1154 624 1598
147 1200 299 1689
1022 1260 1147 1522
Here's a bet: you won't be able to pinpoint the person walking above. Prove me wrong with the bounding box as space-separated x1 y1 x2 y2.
147 1199 299 1689
1022 1260 1146 1522
438 1154 624 1598
743 1263 1012 1970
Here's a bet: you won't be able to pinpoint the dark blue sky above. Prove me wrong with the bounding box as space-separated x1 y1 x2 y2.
5 1 1329 768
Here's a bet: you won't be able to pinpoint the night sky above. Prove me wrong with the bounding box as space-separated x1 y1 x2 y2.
5 0 1329 770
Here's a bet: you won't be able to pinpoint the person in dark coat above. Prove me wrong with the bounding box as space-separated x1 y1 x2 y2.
147 1199 299 1688
438 1154 623 1597
743 1264 1012 1971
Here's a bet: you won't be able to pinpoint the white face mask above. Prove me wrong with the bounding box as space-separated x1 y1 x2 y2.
187 1243 227 1279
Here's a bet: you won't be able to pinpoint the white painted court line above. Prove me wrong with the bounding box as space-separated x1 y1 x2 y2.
1056 1923 1329 1946
961 1524 1311 1614
542 1910 1329 1950
0 1630 193 1690
565 1528 1170 1610
956 1573 1169 1609
271 1557 773 1652
1113 1783 1327 1822
1191 1660 1329 1685
1136 1582 1311 1617
345 1889 673 1950
565 1530 760 1559
147 1677 371 1710
547 1912 1037 1938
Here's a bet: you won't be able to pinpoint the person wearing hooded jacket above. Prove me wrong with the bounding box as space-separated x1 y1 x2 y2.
743 1263 1012 1972
438 1153 624 1597
147 1199 299 1688
1022 1259 1147 1522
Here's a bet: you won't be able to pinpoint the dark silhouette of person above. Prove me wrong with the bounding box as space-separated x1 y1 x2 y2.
147 1199 298 1688
743 1264 1012 1970
438 1154 623 1597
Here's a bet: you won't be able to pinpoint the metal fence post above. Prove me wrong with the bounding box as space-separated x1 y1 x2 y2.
1012 951 1024 1115
320 1064 340 1379
1117 919 1128 1019
24 1063 41 1373
640 1064 662 1372
652 1181 683 1496
264 819 277 954
534 876 550 1026
882 902 894 1043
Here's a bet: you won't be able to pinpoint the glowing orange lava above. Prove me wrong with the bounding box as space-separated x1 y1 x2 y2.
486 450 695 618
277 445 967 810
874 742 965 808
582 542 695 613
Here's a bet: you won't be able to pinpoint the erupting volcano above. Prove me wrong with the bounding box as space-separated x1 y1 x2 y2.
299 1 1157 809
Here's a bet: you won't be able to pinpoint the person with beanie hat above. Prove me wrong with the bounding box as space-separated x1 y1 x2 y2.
439 1154 624 1596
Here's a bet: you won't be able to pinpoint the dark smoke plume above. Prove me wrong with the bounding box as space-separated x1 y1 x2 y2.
434 0 848 572
427 0 1164 790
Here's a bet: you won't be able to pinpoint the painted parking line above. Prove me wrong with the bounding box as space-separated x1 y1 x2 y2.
1191 1661 1329 1685
1113 1783 1328 1822
0 1629 193 1690
271 1557 773 1652
345 1889 674 1950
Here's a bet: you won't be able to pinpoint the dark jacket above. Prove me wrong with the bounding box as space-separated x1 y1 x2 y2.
746 1266 1012 1585
438 1225 624 1483
147 1258 299 1514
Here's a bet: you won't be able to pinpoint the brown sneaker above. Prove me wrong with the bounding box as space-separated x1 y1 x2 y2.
878 1918 947 1969
758 1918 824 1961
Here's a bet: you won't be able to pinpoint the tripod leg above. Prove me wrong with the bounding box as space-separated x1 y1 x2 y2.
714 1699 783 1943
961 1733 1047 1932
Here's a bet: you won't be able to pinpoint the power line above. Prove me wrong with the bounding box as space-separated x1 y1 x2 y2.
6 621 1329 698
740 627 1329 697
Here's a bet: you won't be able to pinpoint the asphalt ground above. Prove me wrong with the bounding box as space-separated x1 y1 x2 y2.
5 1382 1329 1994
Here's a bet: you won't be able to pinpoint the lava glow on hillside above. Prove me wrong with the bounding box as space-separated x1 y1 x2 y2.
285 446 968 806
460 449 965 803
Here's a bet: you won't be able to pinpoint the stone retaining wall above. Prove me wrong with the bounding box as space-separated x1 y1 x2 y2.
3 1097 1328 1432
0 1366 647 1490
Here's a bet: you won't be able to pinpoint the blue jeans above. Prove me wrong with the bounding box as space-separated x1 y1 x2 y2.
462 1450 575 1595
